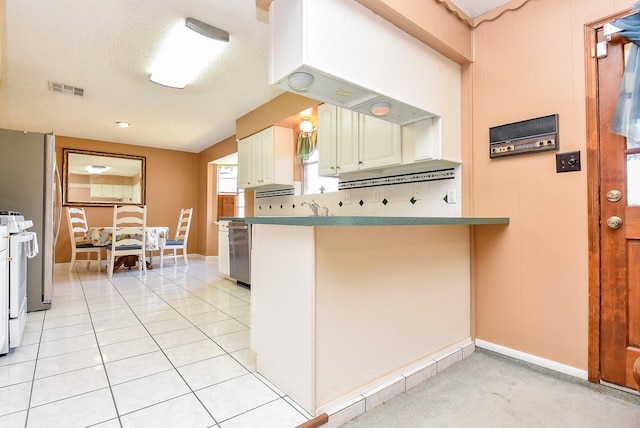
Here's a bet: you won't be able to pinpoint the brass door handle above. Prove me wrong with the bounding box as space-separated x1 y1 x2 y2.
606 190 623 202
607 216 623 229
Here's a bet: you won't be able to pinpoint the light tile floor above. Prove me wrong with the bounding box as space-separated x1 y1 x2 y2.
0 257 310 428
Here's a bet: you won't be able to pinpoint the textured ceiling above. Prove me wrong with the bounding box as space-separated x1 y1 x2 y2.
451 0 513 18
0 0 512 153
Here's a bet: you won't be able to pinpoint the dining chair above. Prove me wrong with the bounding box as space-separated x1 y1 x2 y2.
160 208 193 268
66 207 103 272
107 205 147 278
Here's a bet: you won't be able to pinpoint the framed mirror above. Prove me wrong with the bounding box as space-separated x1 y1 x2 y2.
63 148 146 207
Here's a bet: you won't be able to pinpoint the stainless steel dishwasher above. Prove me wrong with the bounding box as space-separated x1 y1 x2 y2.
228 220 251 287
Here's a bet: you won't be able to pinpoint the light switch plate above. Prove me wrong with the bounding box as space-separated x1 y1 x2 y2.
556 151 581 173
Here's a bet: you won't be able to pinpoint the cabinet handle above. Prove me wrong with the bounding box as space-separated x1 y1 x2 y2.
359 161 363 165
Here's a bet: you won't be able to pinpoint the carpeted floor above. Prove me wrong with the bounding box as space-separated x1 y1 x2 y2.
342 349 640 427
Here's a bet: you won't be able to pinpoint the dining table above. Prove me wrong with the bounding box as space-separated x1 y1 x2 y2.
88 226 169 270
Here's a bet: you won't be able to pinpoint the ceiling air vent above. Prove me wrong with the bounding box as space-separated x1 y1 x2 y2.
49 81 85 97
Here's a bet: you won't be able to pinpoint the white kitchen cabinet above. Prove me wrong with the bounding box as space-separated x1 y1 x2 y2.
237 137 252 189
114 185 134 201
401 116 459 166
317 103 358 176
238 126 294 189
90 184 114 198
112 185 124 199
358 113 402 169
90 184 136 200
218 221 230 276
318 103 400 176
121 185 134 200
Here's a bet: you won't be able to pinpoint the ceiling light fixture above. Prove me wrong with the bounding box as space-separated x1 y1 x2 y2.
370 101 391 116
299 118 313 132
150 18 229 89
87 165 107 174
116 122 130 128
288 72 314 92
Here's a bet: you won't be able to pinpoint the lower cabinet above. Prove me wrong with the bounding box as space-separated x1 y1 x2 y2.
218 221 230 276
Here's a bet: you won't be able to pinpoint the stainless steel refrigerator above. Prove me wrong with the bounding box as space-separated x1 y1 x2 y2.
0 129 60 311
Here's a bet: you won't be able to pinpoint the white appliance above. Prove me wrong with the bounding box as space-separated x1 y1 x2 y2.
0 130 60 313
0 225 8 355
0 213 37 354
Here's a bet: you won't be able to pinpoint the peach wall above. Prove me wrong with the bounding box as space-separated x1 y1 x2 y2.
356 0 473 63
235 92 320 217
56 136 198 263
357 0 635 372
236 91 320 140
469 0 635 370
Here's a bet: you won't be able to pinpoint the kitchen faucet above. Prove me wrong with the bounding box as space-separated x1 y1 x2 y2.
302 200 320 216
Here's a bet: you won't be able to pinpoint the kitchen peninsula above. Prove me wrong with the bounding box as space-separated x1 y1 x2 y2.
246 216 509 417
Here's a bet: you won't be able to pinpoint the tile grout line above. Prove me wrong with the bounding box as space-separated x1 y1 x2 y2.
78 268 124 428
16 261 306 426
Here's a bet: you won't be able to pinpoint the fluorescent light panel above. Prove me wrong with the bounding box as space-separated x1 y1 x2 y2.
150 18 229 89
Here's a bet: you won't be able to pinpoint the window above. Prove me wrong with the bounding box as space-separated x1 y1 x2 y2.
236 189 245 218
217 165 244 218
302 150 338 195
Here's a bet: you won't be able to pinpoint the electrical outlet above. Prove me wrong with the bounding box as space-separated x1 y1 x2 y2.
413 186 421 199
447 189 457 204
373 189 380 202
344 192 351 204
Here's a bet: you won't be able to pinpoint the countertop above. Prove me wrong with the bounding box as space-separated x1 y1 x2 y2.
229 216 509 226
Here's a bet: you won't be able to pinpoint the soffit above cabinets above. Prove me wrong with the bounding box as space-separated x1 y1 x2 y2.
273 65 436 126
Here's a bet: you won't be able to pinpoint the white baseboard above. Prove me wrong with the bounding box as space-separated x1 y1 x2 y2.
475 339 588 380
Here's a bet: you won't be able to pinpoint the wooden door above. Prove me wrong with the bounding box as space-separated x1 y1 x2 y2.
217 194 236 219
595 26 640 389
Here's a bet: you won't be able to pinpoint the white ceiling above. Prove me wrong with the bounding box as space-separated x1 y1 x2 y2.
0 0 511 153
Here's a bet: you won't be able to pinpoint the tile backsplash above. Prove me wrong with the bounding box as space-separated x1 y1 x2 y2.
254 166 461 217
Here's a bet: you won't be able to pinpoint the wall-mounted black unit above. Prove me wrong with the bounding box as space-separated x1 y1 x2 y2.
489 114 559 158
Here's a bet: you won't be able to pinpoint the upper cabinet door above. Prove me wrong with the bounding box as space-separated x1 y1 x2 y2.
317 103 338 176
337 108 360 174
237 137 253 189
238 126 294 190
259 127 275 186
358 114 401 170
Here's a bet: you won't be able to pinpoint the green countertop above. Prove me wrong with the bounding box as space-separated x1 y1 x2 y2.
223 216 509 226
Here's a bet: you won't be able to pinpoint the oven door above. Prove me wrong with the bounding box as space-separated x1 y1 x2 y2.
8 232 32 347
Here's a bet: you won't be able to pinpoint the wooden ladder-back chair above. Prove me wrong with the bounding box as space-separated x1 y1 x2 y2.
107 205 147 278
66 207 103 272
160 208 192 268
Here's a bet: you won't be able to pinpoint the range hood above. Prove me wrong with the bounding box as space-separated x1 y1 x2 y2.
272 64 435 126
269 0 460 131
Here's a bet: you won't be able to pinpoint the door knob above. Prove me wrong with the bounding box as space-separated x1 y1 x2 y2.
606 190 623 202
607 216 623 229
